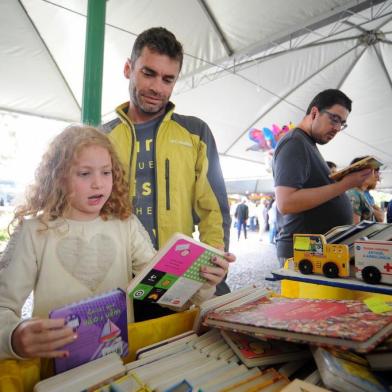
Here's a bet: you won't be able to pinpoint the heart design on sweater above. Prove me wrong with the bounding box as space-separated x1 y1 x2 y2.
56 233 116 292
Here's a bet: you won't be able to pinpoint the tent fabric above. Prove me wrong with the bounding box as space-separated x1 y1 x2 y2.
1 0 392 191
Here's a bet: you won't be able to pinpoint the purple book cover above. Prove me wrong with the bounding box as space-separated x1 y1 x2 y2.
49 288 128 374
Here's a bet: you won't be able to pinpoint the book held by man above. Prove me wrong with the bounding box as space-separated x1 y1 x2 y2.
127 233 224 309
203 296 392 353
329 156 383 181
49 288 128 374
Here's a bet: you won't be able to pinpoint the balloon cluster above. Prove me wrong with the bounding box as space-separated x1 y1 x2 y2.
248 122 295 152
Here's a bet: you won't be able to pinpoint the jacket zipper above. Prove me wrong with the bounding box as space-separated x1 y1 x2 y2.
165 159 170 210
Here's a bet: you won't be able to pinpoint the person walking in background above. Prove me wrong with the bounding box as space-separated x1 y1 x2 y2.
235 199 249 240
255 201 265 241
262 199 270 232
248 200 257 231
104 27 231 309
268 199 278 244
273 89 373 266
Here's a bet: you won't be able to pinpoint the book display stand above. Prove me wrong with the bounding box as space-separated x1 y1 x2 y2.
271 267 392 296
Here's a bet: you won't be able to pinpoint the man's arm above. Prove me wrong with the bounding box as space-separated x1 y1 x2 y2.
276 169 372 215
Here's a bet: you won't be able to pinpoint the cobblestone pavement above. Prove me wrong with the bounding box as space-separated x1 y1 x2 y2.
226 227 281 294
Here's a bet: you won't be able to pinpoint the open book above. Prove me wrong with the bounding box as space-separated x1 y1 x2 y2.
128 233 224 309
329 156 383 181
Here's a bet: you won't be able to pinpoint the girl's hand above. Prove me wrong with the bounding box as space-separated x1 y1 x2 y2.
200 252 236 285
11 318 77 359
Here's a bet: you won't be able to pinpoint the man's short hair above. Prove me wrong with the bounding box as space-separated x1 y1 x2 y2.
306 89 352 114
130 27 184 71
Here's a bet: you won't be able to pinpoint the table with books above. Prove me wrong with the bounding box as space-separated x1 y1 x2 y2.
3 232 392 392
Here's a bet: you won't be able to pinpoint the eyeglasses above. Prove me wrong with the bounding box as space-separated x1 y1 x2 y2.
321 110 348 130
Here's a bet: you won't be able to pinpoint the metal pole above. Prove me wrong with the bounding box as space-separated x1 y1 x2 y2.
81 0 106 125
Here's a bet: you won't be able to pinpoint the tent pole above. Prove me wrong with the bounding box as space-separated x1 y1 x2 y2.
82 0 106 126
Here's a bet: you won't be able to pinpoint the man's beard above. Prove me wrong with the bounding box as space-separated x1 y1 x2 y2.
130 85 166 115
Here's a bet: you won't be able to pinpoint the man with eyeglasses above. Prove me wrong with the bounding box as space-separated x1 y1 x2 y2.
272 89 373 265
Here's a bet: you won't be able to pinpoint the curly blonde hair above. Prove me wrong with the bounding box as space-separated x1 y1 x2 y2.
13 125 132 228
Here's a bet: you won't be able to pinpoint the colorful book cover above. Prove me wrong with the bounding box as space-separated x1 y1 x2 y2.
220 330 310 367
128 233 223 308
49 288 128 374
204 296 392 353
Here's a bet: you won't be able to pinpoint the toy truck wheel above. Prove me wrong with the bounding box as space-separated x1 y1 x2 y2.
362 266 381 284
323 262 339 278
298 259 313 275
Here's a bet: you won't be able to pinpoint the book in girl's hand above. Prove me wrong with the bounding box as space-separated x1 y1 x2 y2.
203 296 392 353
49 288 128 374
128 233 224 309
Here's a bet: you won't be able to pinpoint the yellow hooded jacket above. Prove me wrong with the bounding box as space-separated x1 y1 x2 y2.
104 102 231 251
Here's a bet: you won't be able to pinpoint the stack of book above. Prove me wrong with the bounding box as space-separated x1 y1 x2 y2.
201 289 392 391
35 329 293 391
35 287 392 391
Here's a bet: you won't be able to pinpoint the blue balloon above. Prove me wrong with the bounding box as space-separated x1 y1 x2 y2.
262 127 277 149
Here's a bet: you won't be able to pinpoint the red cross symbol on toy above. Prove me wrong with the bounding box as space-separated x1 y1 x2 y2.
384 263 392 272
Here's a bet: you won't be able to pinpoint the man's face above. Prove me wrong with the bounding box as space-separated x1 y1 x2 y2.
309 104 349 145
124 47 181 121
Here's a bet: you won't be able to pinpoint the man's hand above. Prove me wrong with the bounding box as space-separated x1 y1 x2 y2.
340 168 373 189
200 252 235 285
11 318 77 359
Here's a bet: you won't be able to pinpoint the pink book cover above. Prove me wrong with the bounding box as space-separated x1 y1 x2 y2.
204 297 392 353
128 233 223 308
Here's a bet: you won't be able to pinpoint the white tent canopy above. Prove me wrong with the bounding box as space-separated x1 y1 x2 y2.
1 0 392 192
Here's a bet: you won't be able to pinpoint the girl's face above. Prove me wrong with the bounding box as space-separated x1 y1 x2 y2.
65 145 113 221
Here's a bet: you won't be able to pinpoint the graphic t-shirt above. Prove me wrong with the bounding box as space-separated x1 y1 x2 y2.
133 115 163 248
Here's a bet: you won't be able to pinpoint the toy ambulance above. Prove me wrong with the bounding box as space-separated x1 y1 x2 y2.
354 240 392 285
